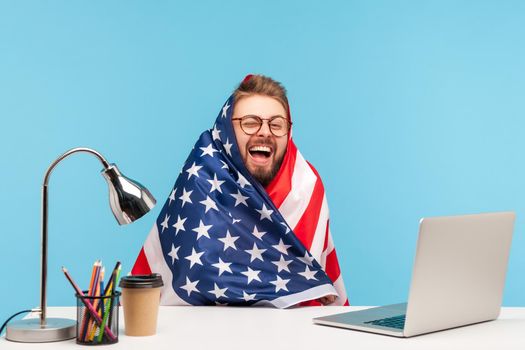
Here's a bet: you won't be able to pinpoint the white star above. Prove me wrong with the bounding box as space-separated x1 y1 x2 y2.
172 215 187 235
241 267 261 284
251 225 266 240
211 124 221 141
241 291 256 302
272 254 293 273
200 143 218 157
212 257 232 276
280 222 291 234
184 247 204 268
192 220 212 239
218 230 239 251
222 102 230 118
186 162 202 179
230 190 249 207
200 195 219 213
179 188 193 208
256 203 274 221
228 212 242 224
245 242 267 263
208 283 228 299
237 172 251 188
220 160 229 170
180 277 199 296
160 214 170 233
168 188 177 206
223 138 233 156
167 244 180 264
272 238 291 255
298 251 315 266
298 265 318 280
270 276 290 292
207 173 225 193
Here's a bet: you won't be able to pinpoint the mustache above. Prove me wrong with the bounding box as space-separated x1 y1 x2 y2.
247 139 275 148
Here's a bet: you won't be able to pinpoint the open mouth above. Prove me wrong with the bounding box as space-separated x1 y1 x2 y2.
248 145 273 164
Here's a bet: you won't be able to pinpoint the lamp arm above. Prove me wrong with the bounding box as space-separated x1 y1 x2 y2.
40 147 110 325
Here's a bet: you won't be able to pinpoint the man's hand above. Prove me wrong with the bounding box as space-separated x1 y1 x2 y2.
318 295 337 305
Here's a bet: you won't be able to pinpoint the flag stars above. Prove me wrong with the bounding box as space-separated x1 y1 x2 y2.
192 220 212 239
211 124 221 141
168 188 177 206
256 203 273 221
160 214 170 233
251 225 266 240
180 277 200 296
184 247 204 268
272 239 292 255
218 230 239 251
241 267 262 284
222 102 230 118
207 173 225 193
179 188 193 208
212 257 232 276
200 143 218 157
167 244 180 264
200 195 219 213
241 291 257 302
230 189 249 207
280 222 291 234
298 265 318 280
245 242 267 263
237 172 251 188
172 215 187 235
298 251 315 266
186 162 202 180
272 254 293 273
223 138 233 156
270 276 290 293
208 283 228 299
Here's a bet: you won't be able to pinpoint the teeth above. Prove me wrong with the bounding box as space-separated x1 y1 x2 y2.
249 146 271 153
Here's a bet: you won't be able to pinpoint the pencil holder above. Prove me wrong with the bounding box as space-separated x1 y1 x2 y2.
75 291 121 345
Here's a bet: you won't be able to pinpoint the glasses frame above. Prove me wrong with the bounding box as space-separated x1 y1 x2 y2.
231 115 292 137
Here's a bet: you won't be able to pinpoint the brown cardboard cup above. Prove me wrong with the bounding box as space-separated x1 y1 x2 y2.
119 274 163 336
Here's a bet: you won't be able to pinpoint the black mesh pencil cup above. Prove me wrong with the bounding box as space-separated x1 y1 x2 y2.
75 291 121 345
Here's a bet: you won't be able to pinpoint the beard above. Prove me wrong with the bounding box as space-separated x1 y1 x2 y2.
248 152 285 187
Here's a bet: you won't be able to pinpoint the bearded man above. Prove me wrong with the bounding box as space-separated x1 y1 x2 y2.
132 74 348 307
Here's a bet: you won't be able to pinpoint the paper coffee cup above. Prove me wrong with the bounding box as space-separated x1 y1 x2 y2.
119 274 163 336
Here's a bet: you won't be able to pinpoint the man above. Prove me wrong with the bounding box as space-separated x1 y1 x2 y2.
132 74 348 307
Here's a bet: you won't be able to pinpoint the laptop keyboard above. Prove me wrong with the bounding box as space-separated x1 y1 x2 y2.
364 314 406 329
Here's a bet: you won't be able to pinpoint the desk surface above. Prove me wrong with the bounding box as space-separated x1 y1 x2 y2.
2 306 524 349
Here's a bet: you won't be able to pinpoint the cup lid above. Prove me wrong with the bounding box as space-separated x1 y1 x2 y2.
119 273 164 289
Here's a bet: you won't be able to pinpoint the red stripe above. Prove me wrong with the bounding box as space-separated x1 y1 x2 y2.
265 140 297 208
325 249 342 282
131 247 152 275
291 166 325 250
323 220 330 252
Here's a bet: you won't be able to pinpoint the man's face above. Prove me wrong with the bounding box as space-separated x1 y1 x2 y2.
232 94 289 187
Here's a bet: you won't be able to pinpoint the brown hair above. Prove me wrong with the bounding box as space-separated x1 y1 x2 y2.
233 74 289 118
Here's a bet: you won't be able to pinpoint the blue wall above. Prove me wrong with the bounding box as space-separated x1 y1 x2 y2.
1 1 524 325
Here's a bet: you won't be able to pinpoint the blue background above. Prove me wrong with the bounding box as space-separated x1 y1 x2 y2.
1 1 524 325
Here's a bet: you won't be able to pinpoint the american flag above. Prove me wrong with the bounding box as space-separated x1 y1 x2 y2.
132 95 348 307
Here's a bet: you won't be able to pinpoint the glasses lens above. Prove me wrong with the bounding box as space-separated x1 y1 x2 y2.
269 117 288 137
241 116 262 135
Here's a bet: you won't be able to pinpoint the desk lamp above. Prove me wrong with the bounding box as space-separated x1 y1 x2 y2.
6 147 156 342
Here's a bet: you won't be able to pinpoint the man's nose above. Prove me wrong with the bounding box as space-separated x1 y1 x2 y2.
256 120 272 137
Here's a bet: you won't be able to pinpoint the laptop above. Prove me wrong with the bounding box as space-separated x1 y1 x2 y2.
313 212 515 337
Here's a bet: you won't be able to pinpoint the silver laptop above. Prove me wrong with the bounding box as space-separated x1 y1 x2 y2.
313 212 515 337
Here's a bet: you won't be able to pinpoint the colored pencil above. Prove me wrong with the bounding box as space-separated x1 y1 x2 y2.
79 260 99 341
61 267 117 341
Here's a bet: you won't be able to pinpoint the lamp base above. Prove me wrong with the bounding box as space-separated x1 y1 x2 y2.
6 317 76 343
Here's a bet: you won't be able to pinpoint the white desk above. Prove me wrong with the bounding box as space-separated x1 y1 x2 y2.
2 306 524 349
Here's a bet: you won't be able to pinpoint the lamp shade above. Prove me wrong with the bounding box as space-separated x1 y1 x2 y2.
102 164 156 225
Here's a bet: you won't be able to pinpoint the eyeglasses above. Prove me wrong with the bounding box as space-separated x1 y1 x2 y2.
231 115 292 137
